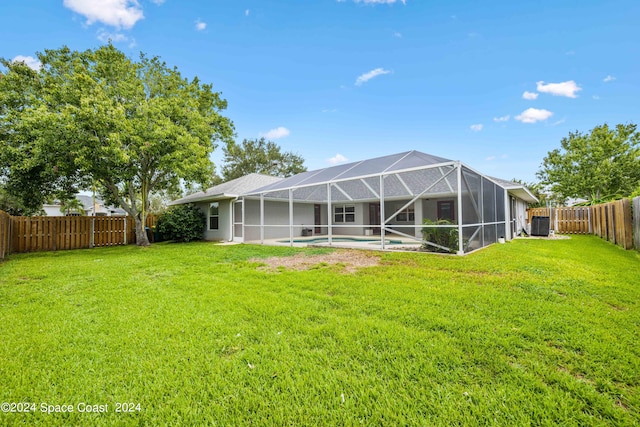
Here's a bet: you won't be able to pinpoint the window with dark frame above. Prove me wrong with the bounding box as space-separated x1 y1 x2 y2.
334 205 355 223
396 205 415 222
437 200 455 221
209 202 219 230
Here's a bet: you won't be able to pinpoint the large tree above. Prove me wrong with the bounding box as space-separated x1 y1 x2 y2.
221 138 306 181
0 45 234 245
537 123 640 203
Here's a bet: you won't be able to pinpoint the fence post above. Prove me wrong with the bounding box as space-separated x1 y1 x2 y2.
124 216 127 245
633 196 640 251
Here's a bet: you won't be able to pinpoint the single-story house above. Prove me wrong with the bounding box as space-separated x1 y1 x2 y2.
171 150 538 254
43 195 127 217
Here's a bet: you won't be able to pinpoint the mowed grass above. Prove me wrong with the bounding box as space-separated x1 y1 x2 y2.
0 236 639 426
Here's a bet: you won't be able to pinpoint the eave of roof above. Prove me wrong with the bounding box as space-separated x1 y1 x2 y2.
169 173 284 205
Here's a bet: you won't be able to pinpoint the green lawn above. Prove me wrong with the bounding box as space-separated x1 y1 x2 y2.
0 236 639 426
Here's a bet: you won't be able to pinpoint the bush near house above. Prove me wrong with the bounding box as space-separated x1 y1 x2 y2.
155 204 205 242
421 218 459 252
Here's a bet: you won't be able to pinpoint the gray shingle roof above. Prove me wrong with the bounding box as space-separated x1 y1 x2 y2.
246 150 454 194
169 173 284 205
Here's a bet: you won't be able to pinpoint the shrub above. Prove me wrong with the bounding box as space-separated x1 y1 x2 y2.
156 204 206 243
421 219 459 253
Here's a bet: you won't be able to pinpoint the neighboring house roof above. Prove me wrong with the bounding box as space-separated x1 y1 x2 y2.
169 173 284 205
73 195 127 215
44 194 127 216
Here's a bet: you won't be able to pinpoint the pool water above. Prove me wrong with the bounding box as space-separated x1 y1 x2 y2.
278 237 404 245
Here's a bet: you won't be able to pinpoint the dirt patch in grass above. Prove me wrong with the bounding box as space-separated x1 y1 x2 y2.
254 249 381 273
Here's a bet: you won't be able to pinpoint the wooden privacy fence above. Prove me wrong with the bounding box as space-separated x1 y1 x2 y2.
590 199 633 250
0 214 158 257
527 198 635 250
0 210 10 260
527 206 591 234
633 197 640 251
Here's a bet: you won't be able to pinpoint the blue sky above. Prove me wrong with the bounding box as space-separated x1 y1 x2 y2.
2 0 639 182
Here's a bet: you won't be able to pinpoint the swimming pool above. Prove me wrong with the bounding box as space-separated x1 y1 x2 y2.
277 237 404 245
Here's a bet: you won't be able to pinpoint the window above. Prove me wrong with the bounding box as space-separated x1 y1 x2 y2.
209 202 219 230
396 205 415 222
334 205 355 223
437 200 455 221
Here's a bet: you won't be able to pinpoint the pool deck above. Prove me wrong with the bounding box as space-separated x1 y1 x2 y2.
244 234 423 251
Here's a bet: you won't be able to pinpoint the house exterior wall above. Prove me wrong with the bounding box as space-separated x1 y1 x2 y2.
422 198 457 223
196 199 232 241
383 200 423 238
243 199 315 241
330 202 366 235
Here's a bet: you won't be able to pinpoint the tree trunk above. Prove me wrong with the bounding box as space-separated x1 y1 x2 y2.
135 214 150 246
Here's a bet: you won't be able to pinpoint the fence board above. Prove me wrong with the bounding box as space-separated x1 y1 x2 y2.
0 210 10 260
633 197 640 251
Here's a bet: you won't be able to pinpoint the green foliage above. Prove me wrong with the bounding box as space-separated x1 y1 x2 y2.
0 185 32 215
421 218 459 253
221 137 306 181
0 45 234 243
156 204 206 242
58 197 85 216
537 123 640 203
1 237 639 425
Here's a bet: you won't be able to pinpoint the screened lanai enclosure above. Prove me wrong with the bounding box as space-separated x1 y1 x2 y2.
230 151 537 254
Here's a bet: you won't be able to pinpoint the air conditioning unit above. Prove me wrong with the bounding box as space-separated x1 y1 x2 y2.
531 216 550 237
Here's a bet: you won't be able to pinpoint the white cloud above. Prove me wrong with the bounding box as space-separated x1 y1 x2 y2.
493 115 510 122
195 20 206 31
515 108 553 124
603 75 616 82
97 29 129 43
485 156 496 161
536 80 581 98
12 55 41 70
355 68 391 86
322 108 338 113
245 9 250 16
593 95 600 100
522 91 538 100
470 124 483 132
328 154 348 165
261 127 290 140
63 0 144 29
393 32 402 38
